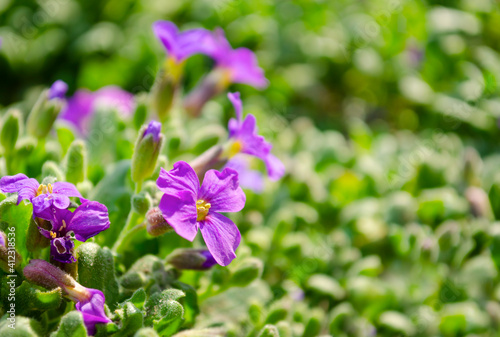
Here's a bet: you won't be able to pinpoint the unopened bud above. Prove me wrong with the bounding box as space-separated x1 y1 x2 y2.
150 58 184 122
0 230 22 272
183 68 230 117
229 257 263 287
1 109 22 153
41 161 65 181
133 96 148 130
189 145 226 181
146 207 172 236
131 121 164 183
63 140 87 185
466 186 493 219
166 249 217 270
132 192 152 215
27 81 67 139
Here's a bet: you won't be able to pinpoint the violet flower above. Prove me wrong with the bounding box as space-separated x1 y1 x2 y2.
225 156 264 193
152 21 215 63
76 288 112 335
48 80 68 100
0 174 82 219
38 201 110 263
226 92 285 181
157 161 245 266
59 86 135 135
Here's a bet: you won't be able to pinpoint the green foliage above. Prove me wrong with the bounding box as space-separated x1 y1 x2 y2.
51 311 88 337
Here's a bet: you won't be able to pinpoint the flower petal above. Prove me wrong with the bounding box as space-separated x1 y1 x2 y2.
76 289 111 336
265 154 285 181
158 192 198 241
225 157 265 193
238 115 271 160
66 201 110 242
199 212 241 266
222 48 268 89
157 161 200 197
228 92 243 123
199 168 246 213
52 182 82 198
50 237 75 263
0 174 38 203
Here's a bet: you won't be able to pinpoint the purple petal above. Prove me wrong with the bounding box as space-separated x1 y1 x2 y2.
0 232 6 247
157 161 200 197
199 168 245 213
32 194 56 216
0 174 39 204
48 80 68 100
219 48 268 89
94 86 135 117
225 157 265 193
143 120 162 142
199 212 241 266
76 289 111 336
228 92 243 122
50 236 76 263
238 115 272 159
152 21 216 62
158 192 198 241
66 201 110 242
59 89 95 134
265 154 285 181
200 250 217 269
52 182 82 198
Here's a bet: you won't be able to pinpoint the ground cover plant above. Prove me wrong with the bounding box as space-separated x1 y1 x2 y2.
1 0 500 336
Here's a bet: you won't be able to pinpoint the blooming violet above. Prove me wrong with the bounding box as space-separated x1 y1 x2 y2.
0 174 83 219
226 92 285 181
157 161 245 266
75 288 112 335
38 201 110 263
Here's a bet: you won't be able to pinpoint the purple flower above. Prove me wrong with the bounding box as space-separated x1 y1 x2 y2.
0 174 82 218
208 29 268 89
225 156 264 193
200 250 217 269
226 92 285 181
157 161 245 266
0 231 5 247
48 80 68 100
152 21 216 63
76 288 112 335
38 201 110 263
59 86 135 135
143 120 162 142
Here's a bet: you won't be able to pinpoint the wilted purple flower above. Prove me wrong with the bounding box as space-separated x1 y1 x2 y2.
76 288 112 335
208 29 268 89
59 86 135 134
23 259 111 335
157 161 245 266
225 156 264 193
38 201 110 263
0 174 82 219
226 92 285 181
48 80 68 100
152 21 215 63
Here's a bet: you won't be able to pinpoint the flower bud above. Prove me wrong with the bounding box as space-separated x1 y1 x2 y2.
63 140 88 185
166 249 217 270
133 96 148 130
183 68 230 117
131 121 164 184
146 207 173 236
229 257 263 287
258 325 280 337
150 58 184 122
27 81 67 139
1 109 22 154
132 192 152 215
0 230 22 272
189 145 226 181
41 161 65 181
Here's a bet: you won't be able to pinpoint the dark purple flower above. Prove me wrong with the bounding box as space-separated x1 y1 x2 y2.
157 161 245 266
59 86 135 135
0 174 82 218
200 250 217 269
152 21 216 63
75 288 112 335
208 29 268 89
226 92 285 181
143 120 162 143
38 201 110 263
48 80 68 100
225 156 264 193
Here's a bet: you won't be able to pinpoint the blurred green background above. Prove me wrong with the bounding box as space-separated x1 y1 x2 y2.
3 0 500 336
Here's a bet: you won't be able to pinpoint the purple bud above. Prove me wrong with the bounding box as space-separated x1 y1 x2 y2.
143 121 162 143
167 248 217 270
48 80 68 100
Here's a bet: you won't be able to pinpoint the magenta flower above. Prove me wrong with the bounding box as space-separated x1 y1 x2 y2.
157 161 245 266
59 86 135 135
0 174 82 219
76 288 112 335
226 92 285 181
208 29 268 89
225 156 264 193
38 201 110 263
152 21 216 62
48 80 68 100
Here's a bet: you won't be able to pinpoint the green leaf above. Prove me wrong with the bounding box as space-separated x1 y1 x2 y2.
134 328 160 337
171 281 199 327
0 315 43 336
77 242 119 310
16 281 62 315
126 288 147 311
257 324 279 337
144 289 185 336
114 302 144 337
50 311 87 337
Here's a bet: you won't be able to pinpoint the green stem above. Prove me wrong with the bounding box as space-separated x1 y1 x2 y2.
112 209 141 254
198 283 229 302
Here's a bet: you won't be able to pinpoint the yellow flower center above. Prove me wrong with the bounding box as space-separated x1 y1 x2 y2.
196 200 211 221
226 140 243 158
36 183 53 196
